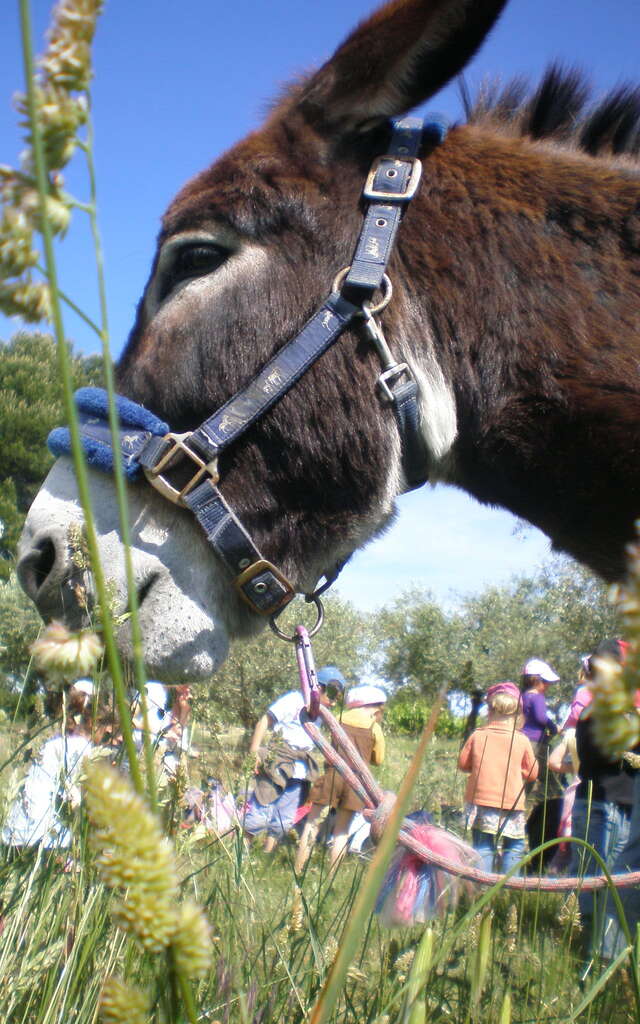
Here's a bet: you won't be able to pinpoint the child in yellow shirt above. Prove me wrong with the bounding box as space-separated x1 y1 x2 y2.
295 684 386 871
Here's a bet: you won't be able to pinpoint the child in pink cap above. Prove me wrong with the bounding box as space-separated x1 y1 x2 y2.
458 681 538 874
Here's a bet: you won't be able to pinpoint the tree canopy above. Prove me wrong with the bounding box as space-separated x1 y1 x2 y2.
376 559 620 707
0 330 103 575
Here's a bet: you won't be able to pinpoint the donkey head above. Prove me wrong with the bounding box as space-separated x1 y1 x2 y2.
18 0 507 680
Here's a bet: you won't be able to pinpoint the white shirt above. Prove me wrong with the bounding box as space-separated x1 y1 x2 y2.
2 734 92 848
133 682 169 747
268 691 314 780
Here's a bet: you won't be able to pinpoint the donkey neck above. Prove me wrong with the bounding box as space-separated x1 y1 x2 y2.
396 124 640 579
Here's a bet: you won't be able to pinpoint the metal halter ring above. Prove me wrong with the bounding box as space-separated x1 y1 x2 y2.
269 594 325 642
332 266 393 316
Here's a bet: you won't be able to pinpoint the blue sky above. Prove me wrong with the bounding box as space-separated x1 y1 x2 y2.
2 0 639 611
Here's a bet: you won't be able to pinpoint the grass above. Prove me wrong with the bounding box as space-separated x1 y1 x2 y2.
0 722 638 1023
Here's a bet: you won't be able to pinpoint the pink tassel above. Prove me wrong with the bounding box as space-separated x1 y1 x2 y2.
376 823 481 927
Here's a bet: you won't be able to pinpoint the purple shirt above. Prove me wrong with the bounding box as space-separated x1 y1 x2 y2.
521 690 556 743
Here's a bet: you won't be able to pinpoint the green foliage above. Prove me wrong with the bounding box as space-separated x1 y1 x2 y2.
385 691 464 738
454 559 620 703
0 571 40 692
0 330 103 576
375 587 462 699
376 559 620 705
196 594 375 730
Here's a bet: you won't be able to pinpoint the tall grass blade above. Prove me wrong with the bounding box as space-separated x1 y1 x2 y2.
308 691 445 1024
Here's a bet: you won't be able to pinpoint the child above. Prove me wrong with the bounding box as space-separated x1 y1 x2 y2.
2 682 97 850
295 683 386 872
458 681 538 874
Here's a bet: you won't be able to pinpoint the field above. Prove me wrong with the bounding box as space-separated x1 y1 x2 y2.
0 719 637 1024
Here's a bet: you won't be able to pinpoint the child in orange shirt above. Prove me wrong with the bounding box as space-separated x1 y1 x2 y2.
458 681 538 874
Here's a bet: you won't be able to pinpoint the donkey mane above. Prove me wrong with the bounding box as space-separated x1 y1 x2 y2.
465 66 640 162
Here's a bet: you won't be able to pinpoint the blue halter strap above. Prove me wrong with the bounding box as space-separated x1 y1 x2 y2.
49 115 448 622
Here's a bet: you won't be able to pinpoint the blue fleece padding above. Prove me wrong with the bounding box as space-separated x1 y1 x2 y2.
47 388 170 479
48 427 143 479
74 387 169 434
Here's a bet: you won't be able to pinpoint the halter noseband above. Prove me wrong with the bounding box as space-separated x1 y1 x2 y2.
49 116 448 628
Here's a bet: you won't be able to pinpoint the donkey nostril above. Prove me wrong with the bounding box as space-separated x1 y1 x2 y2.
33 539 56 588
17 538 58 603
138 575 157 606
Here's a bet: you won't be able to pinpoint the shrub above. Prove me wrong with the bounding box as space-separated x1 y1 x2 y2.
385 696 464 738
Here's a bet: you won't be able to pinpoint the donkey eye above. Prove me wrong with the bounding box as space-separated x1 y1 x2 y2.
160 242 228 298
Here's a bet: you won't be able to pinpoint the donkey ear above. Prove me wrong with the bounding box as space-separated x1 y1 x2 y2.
297 0 509 133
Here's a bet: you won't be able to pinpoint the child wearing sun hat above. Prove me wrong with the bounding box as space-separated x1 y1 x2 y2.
295 683 387 872
458 681 538 874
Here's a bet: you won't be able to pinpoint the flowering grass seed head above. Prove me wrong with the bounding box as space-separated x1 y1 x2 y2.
30 620 103 681
19 188 71 236
0 279 52 322
589 651 640 757
100 976 149 1024
0 208 39 276
288 885 303 935
393 949 414 985
505 903 518 954
84 761 180 951
173 899 213 979
41 0 104 93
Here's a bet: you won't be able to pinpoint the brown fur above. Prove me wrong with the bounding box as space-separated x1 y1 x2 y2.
116 0 640 597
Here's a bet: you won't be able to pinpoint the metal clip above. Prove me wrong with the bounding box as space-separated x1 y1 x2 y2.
378 363 411 403
143 432 219 506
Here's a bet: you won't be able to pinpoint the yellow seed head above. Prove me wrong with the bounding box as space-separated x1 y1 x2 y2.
84 761 179 951
0 208 39 276
589 653 640 757
558 892 581 930
470 912 492 1007
99 976 149 1024
16 86 87 172
289 885 304 935
505 903 518 953
323 934 339 969
30 620 103 680
0 279 52 322
393 949 414 985
346 965 369 986
41 0 104 93
172 899 213 980
19 189 71 236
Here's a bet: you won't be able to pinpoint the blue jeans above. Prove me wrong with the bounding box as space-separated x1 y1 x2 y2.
241 780 305 840
472 829 525 875
603 774 640 958
570 797 631 954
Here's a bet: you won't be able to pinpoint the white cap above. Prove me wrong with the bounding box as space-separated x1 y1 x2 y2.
522 658 560 683
72 679 93 697
346 684 387 708
145 682 168 709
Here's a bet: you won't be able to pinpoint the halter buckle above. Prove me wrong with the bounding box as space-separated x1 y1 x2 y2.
143 432 219 506
364 156 422 202
377 363 411 402
235 559 296 616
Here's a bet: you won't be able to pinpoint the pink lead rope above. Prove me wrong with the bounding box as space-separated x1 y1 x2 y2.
292 628 640 900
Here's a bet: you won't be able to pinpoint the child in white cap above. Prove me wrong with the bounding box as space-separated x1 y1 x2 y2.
295 683 386 872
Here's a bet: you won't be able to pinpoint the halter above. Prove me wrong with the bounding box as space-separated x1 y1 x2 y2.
49 116 448 631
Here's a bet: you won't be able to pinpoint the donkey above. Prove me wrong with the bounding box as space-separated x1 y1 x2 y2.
17 0 640 681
